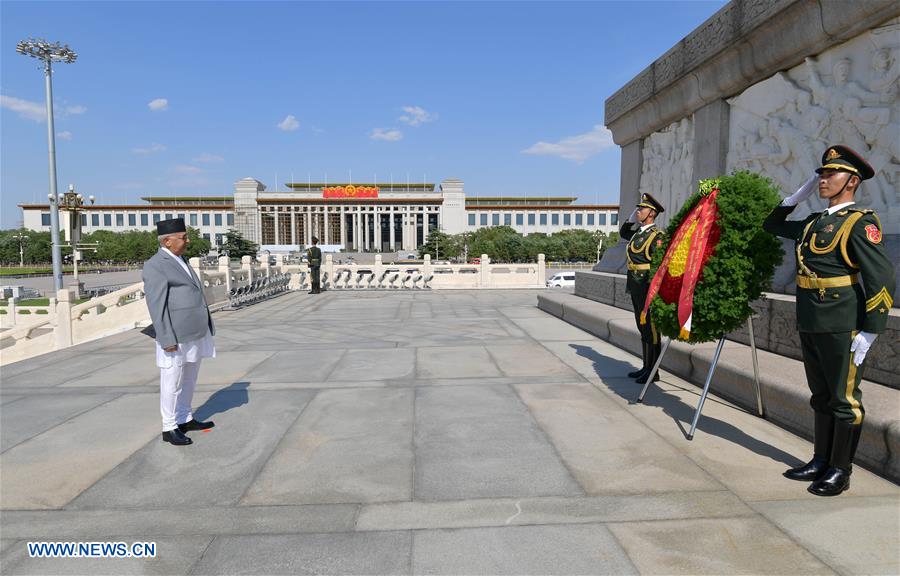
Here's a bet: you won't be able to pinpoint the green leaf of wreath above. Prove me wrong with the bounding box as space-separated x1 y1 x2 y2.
649 171 785 343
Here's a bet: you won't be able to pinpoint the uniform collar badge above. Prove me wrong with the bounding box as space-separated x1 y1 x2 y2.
823 224 834 233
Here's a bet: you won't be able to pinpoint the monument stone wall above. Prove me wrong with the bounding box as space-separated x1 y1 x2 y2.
597 0 899 290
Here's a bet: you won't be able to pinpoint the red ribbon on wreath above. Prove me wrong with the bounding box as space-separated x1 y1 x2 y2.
641 188 720 340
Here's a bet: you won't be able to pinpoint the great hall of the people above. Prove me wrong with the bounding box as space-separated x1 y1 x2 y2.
19 177 620 252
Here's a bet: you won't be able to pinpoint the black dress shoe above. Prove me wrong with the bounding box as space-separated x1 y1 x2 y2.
162 429 192 445
783 456 829 481
808 466 851 496
178 419 215 432
627 368 647 378
635 371 659 384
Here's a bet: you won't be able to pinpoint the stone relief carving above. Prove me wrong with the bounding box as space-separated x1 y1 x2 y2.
638 117 694 224
727 18 899 232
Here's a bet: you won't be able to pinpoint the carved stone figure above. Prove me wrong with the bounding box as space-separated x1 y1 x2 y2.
726 19 899 232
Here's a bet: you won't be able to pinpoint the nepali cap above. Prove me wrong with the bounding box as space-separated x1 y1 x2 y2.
816 145 874 180
636 192 665 214
156 217 186 235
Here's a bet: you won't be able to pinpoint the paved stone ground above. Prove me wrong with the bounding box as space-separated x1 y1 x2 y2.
0 289 897 575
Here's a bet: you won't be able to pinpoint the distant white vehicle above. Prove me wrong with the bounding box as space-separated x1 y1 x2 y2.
546 272 575 288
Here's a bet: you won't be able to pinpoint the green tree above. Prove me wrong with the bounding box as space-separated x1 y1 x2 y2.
418 228 460 260
184 226 211 259
220 229 258 259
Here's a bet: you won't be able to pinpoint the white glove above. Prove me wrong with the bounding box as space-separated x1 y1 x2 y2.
850 331 878 366
628 208 638 222
782 174 817 207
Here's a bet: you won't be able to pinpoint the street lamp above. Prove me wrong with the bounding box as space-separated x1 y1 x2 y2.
57 184 95 293
8 232 29 267
16 38 78 292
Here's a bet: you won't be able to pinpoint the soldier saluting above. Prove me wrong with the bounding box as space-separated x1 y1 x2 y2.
764 145 895 496
620 193 665 384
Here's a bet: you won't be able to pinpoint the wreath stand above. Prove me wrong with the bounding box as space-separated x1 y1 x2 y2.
636 315 765 440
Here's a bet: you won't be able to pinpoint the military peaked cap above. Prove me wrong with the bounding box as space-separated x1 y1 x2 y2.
816 145 874 180
636 192 665 214
156 218 186 235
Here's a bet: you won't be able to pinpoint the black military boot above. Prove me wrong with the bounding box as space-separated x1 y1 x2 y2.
784 413 833 481
628 342 649 378
635 342 659 384
808 420 862 497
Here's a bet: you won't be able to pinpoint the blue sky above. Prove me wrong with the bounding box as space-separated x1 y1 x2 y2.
1 0 726 229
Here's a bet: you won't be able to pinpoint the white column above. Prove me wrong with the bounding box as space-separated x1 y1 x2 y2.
422 210 429 246
274 211 280 245
322 206 329 245
374 208 381 252
389 209 396 251
363 211 370 251
305 211 311 244
340 207 346 249
290 211 296 245
353 211 360 250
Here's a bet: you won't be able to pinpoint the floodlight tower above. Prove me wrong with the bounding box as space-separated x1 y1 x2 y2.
16 38 78 291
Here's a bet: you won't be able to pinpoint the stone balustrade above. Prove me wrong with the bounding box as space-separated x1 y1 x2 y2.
279 253 547 291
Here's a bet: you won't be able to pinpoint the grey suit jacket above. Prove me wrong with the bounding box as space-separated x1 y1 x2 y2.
142 249 214 348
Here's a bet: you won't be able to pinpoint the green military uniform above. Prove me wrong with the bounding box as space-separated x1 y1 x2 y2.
307 240 322 294
620 193 666 383
763 145 895 496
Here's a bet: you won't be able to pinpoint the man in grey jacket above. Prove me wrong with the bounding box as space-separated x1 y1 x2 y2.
143 218 216 446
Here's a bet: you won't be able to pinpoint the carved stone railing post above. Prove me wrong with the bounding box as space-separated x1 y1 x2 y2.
423 254 432 277
324 253 334 287
8 297 17 328
537 254 546 286
242 255 253 284
374 254 383 282
480 254 490 288
55 288 74 349
219 256 231 292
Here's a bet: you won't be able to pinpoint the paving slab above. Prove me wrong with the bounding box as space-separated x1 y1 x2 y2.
356 491 752 531
241 387 414 505
414 385 582 501
509 315 596 341
486 342 583 380
516 383 724 494
242 349 344 383
607 516 836 575
412 524 637 575
190 531 411 575
0 393 160 509
327 348 415 381
415 345 501 379
68 389 315 509
1 392 119 452
751 495 900 575
60 353 159 387
191 350 274 386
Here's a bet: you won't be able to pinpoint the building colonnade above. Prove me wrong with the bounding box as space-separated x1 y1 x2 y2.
258 203 441 251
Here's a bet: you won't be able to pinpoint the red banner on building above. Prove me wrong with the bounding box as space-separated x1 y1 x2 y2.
323 185 379 198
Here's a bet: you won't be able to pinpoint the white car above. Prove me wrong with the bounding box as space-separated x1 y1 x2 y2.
547 272 575 288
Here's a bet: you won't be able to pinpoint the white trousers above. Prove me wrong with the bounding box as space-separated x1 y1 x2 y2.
160 361 201 432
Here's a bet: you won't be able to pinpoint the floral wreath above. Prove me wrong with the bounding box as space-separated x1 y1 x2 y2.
643 171 784 343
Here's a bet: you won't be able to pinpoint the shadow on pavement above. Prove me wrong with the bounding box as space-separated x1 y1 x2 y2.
195 381 250 421
569 343 800 467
